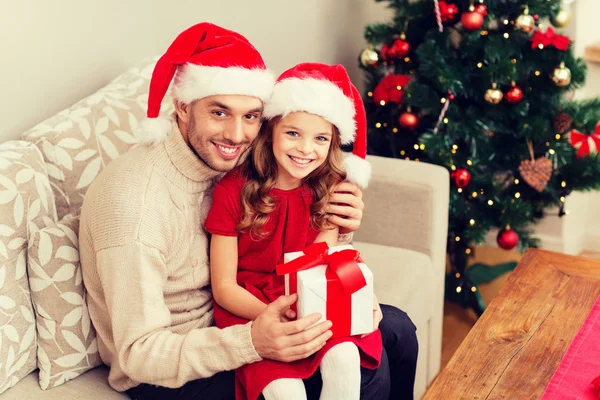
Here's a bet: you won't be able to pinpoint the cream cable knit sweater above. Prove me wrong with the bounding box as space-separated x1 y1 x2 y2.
79 119 261 392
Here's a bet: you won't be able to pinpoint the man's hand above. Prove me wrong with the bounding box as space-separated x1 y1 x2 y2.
251 294 333 362
325 181 364 234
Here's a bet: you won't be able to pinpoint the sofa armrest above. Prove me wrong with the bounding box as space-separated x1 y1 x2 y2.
353 155 449 382
354 155 449 274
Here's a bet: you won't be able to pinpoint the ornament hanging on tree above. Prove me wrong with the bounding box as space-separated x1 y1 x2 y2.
474 3 488 17
515 6 536 34
570 121 600 158
398 108 419 130
519 157 552 192
461 4 485 31
452 168 471 188
497 227 519 250
360 46 379 68
551 1 571 28
505 82 523 104
485 83 503 104
552 62 572 87
518 141 552 192
554 112 573 134
381 35 410 60
439 1 460 23
373 73 412 105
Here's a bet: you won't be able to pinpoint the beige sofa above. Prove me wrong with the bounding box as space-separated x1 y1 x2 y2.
0 58 449 399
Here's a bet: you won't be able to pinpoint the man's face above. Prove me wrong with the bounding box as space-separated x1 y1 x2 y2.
176 95 264 172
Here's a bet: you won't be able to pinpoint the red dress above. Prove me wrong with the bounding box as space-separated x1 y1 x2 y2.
204 168 382 400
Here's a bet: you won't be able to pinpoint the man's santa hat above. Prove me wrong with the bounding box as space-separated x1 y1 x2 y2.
263 63 371 188
138 22 275 144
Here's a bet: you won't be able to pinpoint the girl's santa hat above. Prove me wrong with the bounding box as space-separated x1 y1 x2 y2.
263 63 371 188
138 22 275 144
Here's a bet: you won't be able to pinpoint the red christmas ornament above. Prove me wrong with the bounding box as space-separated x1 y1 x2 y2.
506 85 524 104
439 1 460 23
398 111 419 130
373 74 412 105
452 168 471 188
461 6 485 31
497 228 519 250
474 4 488 17
381 38 410 60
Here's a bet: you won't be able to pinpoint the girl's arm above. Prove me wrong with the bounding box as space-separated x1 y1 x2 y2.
210 234 268 321
314 224 339 246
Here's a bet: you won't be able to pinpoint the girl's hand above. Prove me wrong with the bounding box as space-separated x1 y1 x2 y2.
281 307 296 322
325 181 364 234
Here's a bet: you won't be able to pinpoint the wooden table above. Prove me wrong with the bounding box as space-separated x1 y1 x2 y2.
423 249 600 399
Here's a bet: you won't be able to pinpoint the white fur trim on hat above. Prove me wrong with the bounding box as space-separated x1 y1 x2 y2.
173 64 276 104
135 116 172 145
263 78 356 145
343 153 372 188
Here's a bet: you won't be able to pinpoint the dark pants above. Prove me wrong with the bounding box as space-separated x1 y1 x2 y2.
127 305 418 400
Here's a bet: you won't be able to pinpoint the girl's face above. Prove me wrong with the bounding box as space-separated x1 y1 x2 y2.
272 112 334 190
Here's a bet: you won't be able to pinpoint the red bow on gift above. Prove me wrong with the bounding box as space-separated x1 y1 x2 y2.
531 27 571 51
276 242 367 337
570 121 600 158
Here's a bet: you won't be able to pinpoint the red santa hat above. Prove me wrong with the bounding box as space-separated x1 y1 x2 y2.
138 22 275 144
263 63 371 188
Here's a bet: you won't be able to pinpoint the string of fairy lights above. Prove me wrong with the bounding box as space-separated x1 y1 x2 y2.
364 1 574 237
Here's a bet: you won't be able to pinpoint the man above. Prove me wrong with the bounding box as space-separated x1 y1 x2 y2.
80 22 417 400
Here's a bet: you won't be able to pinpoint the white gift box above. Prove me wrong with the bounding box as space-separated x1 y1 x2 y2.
282 244 374 337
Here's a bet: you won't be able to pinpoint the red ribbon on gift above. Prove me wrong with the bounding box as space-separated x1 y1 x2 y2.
276 242 367 337
570 121 600 158
531 27 570 51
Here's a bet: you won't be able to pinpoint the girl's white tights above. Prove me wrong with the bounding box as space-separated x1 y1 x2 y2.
262 378 307 400
319 342 361 400
261 342 361 400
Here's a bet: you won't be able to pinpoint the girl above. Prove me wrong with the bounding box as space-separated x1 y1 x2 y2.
205 63 380 400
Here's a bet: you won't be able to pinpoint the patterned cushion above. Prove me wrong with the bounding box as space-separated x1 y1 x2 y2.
22 57 175 220
27 214 101 389
0 141 57 394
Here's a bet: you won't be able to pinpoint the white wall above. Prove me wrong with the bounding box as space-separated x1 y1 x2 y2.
0 1 154 141
0 0 392 142
570 0 600 249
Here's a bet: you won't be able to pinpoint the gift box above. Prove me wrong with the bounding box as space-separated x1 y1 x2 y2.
276 242 374 338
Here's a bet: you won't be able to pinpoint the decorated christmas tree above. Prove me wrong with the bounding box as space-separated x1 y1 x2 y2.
359 0 600 313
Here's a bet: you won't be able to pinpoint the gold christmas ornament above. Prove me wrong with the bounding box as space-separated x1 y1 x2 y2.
360 47 379 68
485 83 503 104
552 62 571 87
515 7 536 34
551 7 571 28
